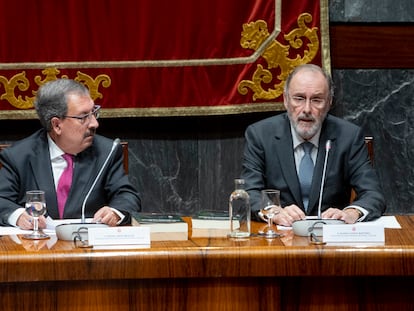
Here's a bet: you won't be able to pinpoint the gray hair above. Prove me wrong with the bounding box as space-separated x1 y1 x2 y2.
34 79 90 131
283 64 334 100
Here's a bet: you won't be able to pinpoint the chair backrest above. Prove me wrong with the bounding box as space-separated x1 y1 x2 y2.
364 136 374 166
0 144 9 169
120 141 129 174
350 136 374 202
0 141 129 174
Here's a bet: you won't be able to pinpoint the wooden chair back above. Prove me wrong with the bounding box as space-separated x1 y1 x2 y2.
350 136 374 202
364 136 374 166
0 144 9 169
120 141 129 174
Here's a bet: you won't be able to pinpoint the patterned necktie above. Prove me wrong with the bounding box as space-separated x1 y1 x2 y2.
299 142 314 211
57 154 74 219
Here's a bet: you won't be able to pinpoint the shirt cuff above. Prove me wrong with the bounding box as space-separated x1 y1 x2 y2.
344 205 368 222
8 208 25 227
110 208 125 225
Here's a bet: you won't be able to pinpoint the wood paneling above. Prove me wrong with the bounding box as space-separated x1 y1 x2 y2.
330 24 414 69
1 216 414 310
2 277 413 311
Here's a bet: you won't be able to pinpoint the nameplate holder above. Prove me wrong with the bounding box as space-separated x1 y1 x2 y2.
323 223 385 245
88 226 150 247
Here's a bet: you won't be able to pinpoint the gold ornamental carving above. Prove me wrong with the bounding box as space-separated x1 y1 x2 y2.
0 68 111 109
238 13 319 101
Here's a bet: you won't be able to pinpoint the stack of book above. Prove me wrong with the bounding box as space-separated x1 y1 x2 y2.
191 210 239 238
132 213 188 241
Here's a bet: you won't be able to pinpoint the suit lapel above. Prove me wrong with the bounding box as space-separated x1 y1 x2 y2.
29 136 58 216
308 117 337 214
29 135 98 219
274 116 303 207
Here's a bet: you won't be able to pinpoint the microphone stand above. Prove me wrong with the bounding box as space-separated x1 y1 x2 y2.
81 138 120 223
55 139 120 241
317 139 331 219
292 140 344 237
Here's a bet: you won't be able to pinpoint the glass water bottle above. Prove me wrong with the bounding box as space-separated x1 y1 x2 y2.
229 178 251 238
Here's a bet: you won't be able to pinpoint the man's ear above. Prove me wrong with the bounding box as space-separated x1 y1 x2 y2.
283 93 289 110
50 117 62 135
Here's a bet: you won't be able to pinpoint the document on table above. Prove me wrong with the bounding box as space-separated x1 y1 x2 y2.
0 217 96 236
277 215 402 230
0 216 402 236
365 215 401 228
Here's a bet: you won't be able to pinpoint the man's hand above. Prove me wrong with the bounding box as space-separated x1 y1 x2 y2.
321 207 360 224
93 206 120 227
272 204 306 227
16 212 47 230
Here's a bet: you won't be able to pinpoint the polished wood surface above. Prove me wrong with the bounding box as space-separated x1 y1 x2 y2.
1 215 414 310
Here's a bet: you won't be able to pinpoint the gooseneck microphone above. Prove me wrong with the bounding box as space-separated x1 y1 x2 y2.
55 138 121 240
317 139 331 219
81 138 120 223
292 139 344 236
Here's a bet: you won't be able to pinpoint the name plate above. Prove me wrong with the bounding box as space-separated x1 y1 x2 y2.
323 224 385 244
88 226 150 246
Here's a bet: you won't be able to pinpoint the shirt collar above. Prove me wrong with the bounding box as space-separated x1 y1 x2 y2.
47 134 65 161
290 123 321 150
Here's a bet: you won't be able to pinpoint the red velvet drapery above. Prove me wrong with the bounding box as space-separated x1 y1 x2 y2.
0 0 329 119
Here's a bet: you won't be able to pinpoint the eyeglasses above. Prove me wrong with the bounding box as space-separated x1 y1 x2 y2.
63 105 101 124
289 95 327 108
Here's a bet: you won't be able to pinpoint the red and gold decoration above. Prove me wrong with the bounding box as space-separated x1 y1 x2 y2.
0 0 330 119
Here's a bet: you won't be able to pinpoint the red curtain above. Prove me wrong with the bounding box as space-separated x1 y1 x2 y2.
0 0 329 119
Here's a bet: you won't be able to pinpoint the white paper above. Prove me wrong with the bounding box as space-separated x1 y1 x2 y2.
323 223 385 244
88 226 150 246
278 215 402 231
365 215 401 228
46 217 95 230
0 221 56 236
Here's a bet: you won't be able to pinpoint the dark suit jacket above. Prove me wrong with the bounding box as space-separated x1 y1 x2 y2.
241 113 385 221
0 129 141 225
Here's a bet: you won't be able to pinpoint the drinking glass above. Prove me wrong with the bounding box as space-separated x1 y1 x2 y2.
23 190 49 240
259 189 281 238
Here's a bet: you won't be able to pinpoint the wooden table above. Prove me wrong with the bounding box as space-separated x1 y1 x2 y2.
1 216 414 310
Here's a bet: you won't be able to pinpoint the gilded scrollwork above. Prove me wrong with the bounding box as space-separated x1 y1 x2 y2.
75 72 111 102
0 68 111 109
34 67 69 88
238 13 319 101
0 72 32 109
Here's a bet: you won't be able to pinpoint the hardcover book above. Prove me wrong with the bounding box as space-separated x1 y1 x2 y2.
191 210 240 230
132 213 188 241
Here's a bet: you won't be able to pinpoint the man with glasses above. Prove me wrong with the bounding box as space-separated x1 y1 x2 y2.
241 64 385 227
0 79 141 229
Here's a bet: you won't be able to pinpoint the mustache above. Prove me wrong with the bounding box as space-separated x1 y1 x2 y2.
84 128 96 138
297 114 315 122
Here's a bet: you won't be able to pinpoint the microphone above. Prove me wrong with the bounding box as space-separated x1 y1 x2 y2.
55 138 121 241
317 139 331 219
292 139 343 237
81 138 120 223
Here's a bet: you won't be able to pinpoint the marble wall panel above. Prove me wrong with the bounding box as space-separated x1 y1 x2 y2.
331 69 414 214
330 0 414 22
110 116 258 215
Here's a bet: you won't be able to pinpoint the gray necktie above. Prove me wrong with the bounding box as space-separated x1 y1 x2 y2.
299 142 314 211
